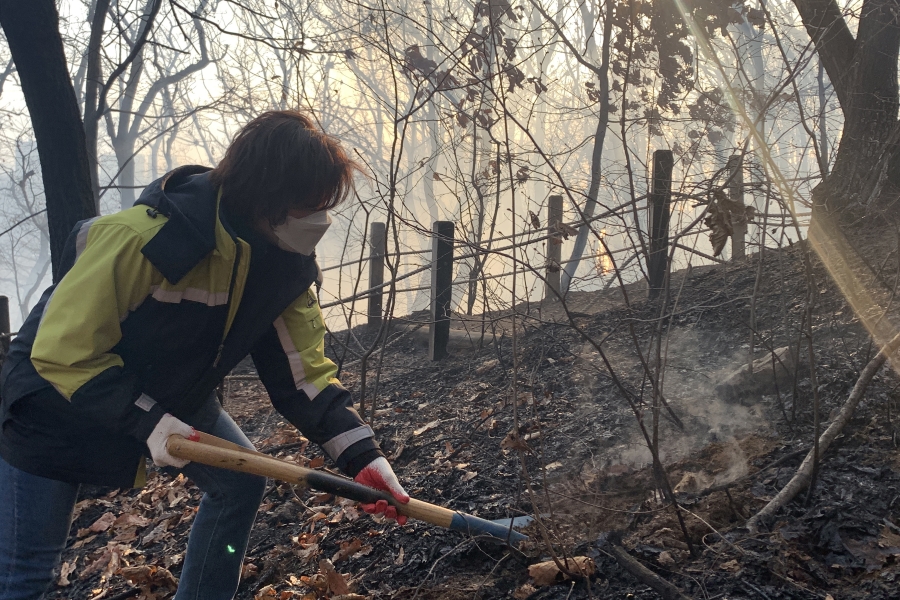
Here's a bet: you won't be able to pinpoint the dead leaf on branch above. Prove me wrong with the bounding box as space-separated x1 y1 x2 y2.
704 192 733 257
403 45 437 75
552 221 579 240
704 189 755 256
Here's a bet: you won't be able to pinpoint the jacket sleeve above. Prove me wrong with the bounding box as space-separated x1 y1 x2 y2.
30 220 166 441
251 288 383 476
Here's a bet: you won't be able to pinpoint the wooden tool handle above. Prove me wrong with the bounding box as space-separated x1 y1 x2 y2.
399 498 455 528
192 431 258 454
168 434 393 504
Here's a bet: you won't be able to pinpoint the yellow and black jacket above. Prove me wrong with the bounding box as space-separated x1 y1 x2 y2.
0 166 381 487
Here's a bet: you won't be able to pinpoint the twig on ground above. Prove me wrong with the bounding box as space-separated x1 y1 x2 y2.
747 329 900 532
598 535 691 600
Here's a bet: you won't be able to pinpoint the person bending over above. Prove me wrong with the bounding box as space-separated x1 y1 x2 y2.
0 110 407 600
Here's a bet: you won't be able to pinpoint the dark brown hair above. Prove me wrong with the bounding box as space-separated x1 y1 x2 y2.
211 110 361 226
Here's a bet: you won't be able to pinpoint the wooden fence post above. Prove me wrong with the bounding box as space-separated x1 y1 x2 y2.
545 194 563 300
647 150 673 301
367 222 386 328
727 154 746 260
0 296 9 364
430 221 454 360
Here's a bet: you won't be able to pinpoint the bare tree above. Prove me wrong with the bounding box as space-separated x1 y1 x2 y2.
0 0 96 279
792 0 899 213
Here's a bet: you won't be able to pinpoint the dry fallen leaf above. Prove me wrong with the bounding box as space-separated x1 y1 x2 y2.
294 542 320 565
113 513 150 530
293 532 320 548
72 499 92 521
73 534 97 548
413 420 441 436
80 543 124 580
304 573 328 594
141 518 175 547
500 432 530 453
58 559 77 587
239 562 259 582
254 584 277 599
118 564 178 588
719 559 741 572
658 551 676 567
308 456 325 469
164 552 184 569
514 583 538 599
112 528 139 543
342 504 360 521
475 359 499 375
878 525 900 550
318 559 351 595
528 557 595 586
332 538 365 563
89 512 116 533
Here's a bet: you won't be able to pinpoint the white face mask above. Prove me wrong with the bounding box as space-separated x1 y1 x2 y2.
270 210 332 255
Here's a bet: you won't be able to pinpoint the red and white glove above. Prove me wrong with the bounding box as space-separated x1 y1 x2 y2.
146 413 197 468
354 456 410 525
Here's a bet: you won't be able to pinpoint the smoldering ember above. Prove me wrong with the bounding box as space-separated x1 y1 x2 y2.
1 1 899 600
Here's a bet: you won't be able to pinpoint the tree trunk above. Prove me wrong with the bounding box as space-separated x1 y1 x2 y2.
0 0 97 281
560 0 613 294
83 0 112 208
793 0 900 214
114 137 139 209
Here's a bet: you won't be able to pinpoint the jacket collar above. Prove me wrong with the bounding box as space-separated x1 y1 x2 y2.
135 165 219 284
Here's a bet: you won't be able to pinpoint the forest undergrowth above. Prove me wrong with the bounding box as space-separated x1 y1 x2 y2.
48 228 900 600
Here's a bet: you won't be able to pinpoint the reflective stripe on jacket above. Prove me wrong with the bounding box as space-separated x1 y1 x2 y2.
0 166 380 487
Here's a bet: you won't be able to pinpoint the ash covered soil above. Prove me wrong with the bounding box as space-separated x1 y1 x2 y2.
48 234 900 600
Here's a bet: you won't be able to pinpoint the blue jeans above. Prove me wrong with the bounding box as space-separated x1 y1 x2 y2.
0 406 266 600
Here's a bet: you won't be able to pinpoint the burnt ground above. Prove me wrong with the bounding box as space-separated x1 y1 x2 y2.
45 227 900 600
